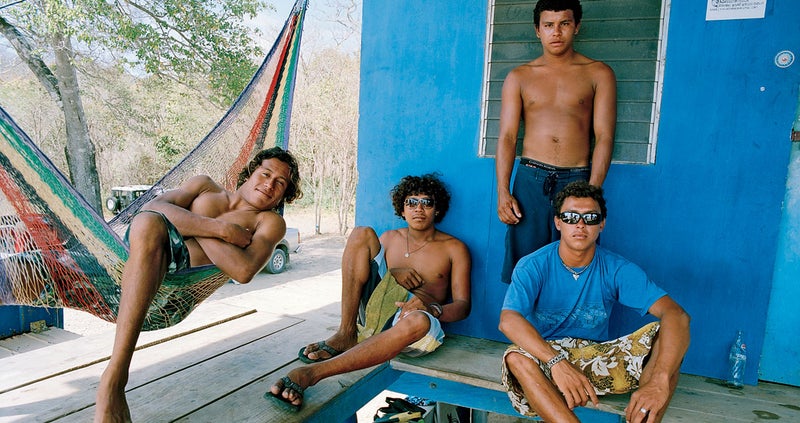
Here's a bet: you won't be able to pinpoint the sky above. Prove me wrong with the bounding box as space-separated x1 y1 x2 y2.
251 0 361 55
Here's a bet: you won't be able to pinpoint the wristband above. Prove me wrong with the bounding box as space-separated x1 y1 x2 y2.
545 350 568 371
427 302 443 318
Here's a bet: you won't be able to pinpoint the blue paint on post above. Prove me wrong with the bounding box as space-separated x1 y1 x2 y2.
387 372 623 422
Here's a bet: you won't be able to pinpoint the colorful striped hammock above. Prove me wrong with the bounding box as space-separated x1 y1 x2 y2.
0 0 307 331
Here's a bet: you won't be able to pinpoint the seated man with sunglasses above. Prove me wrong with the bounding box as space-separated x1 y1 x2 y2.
499 181 690 423
268 173 471 412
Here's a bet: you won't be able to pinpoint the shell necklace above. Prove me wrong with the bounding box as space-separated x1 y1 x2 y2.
560 258 589 280
405 230 434 258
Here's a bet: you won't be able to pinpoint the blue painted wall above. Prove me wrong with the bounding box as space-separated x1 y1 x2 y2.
761 142 800 385
357 1 799 384
0 306 63 338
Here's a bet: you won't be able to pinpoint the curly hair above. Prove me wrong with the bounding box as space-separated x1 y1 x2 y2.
552 180 606 219
236 147 302 205
390 173 451 223
534 0 582 27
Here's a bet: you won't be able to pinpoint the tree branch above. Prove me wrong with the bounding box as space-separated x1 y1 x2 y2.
0 14 61 104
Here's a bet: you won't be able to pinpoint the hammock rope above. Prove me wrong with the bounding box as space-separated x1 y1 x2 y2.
0 0 308 331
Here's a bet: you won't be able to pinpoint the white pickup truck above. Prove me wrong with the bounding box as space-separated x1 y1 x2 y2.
264 227 301 274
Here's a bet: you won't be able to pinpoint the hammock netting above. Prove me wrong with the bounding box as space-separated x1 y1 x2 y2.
0 0 307 331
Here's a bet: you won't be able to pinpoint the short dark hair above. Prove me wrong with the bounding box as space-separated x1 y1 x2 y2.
534 0 582 27
237 147 302 205
553 180 606 219
390 173 451 223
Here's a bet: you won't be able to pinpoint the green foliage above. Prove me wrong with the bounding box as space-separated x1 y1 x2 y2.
0 62 222 191
6 0 270 106
155 135 185 164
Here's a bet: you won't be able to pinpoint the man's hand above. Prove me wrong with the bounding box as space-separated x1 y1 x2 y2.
624 375 670 423
395 295 426 319
222 223 253 248
390 267 426 291
550 360 599 410
497 192 522 224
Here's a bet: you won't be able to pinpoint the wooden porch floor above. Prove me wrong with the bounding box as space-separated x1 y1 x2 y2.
1 237 799 422
0 235 359 422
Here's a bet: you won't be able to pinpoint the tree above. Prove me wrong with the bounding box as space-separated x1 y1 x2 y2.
290 47 359 235
0 0 270 211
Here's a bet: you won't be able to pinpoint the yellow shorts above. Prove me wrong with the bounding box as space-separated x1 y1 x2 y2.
501 321 661 417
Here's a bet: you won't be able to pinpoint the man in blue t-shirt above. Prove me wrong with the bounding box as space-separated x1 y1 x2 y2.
499 181 690 423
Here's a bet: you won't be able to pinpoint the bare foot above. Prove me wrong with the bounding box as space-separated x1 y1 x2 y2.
301 331 357 361
94 387 131 423
94 372 132 423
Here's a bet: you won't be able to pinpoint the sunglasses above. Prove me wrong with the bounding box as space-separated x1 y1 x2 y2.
404 197 435 209
558 211 603 225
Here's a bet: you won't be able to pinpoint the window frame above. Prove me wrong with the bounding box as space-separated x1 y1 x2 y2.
479 0 671 165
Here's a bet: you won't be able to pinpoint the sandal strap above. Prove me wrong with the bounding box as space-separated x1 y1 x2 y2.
280 376 304 399
316 341 340 356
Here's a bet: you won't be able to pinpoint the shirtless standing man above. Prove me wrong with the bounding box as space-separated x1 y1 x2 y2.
94 147 302 422
496 0 616 284
269 173 471 412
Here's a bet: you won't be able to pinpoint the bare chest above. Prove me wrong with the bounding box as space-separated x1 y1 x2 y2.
520 68 596 112
189 193 260 231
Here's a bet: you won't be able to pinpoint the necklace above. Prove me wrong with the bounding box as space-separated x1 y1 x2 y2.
405 230 433 258
560 258 589 280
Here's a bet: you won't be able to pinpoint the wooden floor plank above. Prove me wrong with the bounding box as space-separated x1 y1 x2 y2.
0 328 82 355
0 301 256 394
676 373 800 404
0 311 300 422
54 318 331 422
0 345 13 360
391 333 505 389
174 362 380 422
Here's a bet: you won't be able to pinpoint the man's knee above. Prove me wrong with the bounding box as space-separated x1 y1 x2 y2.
348 226 378 242
505 351 533 373
393 312 431 342
128 212 170 246
347 226 380 252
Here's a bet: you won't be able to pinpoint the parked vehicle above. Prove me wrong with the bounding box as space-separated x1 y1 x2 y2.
106 185 152 215
264 227 301 274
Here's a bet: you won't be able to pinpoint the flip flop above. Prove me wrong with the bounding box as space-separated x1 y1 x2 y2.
298 340 342 363
373 396 426 421
265 376 304 412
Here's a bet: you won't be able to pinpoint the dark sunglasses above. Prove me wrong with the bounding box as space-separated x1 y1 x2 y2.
558 211 603 225
404 197 435 209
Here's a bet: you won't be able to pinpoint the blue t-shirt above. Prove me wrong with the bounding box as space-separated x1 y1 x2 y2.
502 242 666 342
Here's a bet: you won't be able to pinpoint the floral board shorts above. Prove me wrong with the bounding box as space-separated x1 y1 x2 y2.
500 321 661 417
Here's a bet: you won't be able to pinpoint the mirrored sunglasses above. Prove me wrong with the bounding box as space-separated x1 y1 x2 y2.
404 197 435 209
559 211 603 225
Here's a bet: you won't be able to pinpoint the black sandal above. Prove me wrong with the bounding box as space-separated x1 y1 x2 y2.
373 397 425 422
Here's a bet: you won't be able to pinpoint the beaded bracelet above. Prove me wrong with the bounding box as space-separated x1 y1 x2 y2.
545 350 568 371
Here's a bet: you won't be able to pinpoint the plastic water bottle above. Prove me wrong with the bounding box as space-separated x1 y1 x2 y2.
792 85 800 141
727 330 746 389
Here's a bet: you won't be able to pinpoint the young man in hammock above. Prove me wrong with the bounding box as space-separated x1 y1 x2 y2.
268 173 471 412
94 147 302 423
